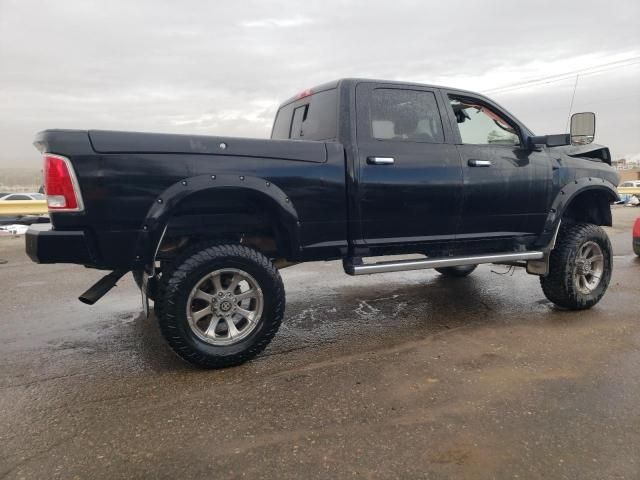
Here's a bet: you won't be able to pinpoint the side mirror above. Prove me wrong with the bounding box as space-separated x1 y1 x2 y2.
570 112 595 146
528 134 570 149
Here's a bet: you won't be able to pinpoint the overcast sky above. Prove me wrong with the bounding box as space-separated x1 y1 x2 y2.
1 0 639 168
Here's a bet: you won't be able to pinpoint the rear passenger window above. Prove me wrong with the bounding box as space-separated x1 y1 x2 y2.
370 89 444 143
290 105 308 139
271 88 338 141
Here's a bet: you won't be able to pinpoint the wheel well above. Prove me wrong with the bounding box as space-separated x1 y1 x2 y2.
156 188 292 262
562 189 614 227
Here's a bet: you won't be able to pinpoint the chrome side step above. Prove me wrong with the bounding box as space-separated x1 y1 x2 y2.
344 251 544 276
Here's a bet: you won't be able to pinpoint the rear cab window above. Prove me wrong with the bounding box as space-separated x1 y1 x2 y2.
271 88 338 141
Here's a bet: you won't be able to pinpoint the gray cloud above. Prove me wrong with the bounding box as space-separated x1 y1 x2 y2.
1 0 639 167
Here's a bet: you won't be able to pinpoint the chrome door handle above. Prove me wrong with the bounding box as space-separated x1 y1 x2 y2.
367 156 395 165
468 159 492 167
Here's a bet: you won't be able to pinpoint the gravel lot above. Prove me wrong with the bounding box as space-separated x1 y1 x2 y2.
1 207 639 479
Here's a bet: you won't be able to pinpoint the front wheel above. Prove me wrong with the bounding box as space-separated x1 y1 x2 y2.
157 244 285 368
540 223 612 310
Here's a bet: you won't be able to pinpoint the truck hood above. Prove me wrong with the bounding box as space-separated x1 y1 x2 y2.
550 143 612 165
87 130 329 163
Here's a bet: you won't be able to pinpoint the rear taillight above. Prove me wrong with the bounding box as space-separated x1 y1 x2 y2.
43 154 84 212
633 218 640 239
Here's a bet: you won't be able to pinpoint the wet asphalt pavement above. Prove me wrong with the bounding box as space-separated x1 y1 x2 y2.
1 207 639 479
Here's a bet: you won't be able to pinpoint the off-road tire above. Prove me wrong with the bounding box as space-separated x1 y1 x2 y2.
540 222 612 310
157 243 285 368
435 265 477 277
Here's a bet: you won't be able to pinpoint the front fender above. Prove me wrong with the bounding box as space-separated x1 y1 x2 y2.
534 177 618 249
131 174 300 272
527 178 617 277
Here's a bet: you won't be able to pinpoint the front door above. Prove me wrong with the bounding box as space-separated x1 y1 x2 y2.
442 91 552 239
355 82 464 245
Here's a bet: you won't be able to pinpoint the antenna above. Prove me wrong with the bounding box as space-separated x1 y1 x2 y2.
564 74 580 133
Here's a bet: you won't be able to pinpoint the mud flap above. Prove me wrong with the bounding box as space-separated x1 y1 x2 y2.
526 256 550 276
527 220 562 277
141 271 150 318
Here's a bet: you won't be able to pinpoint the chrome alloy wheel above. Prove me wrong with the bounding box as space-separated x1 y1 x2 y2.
573 241 604 295
186 269 264 346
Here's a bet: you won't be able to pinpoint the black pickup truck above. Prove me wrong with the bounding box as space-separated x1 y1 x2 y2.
26 78 619 368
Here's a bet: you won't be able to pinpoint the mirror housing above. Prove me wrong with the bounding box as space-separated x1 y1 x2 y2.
570 112 595 145
528 134 571 149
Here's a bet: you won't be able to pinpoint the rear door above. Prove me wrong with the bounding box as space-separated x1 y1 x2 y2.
355 82 463 245
442 91 552 239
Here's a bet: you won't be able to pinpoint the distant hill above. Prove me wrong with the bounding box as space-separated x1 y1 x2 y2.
0 168 42 191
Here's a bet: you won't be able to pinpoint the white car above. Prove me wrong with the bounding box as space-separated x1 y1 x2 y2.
0 193 45 201
619 180 640 188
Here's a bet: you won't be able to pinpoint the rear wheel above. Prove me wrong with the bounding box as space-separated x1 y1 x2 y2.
435 265 477 277
540 223 612 310
157 243 285 368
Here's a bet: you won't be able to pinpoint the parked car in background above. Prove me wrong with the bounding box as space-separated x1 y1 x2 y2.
0 193 48 219
620 180 640 187
0 193 45 201
618 180 640 202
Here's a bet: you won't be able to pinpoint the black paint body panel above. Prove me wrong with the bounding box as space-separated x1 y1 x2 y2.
25 223 95 265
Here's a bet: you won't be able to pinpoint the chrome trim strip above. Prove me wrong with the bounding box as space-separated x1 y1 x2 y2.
149 223 168 277
549 219 562 251
346 251 544 276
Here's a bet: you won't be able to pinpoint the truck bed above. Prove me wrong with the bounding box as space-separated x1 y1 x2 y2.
31 129 348 269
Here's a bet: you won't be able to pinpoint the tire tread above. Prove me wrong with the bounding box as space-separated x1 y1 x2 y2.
157 243 284 368
540 222 612 310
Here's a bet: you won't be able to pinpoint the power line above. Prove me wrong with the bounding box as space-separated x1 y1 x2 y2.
485 57 640 95
486 57 640 94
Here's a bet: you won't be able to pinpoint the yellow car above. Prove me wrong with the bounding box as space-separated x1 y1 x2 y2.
618 180 640 198
0 193 48 216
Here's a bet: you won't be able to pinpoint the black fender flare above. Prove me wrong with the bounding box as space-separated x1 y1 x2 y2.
131 174 300 272
527 178 618 276
535 177 618 249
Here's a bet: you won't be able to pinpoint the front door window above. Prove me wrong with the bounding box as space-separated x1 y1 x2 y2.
449 97 520 146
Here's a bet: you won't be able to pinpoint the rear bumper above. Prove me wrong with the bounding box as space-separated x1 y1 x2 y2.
25 224 95 265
